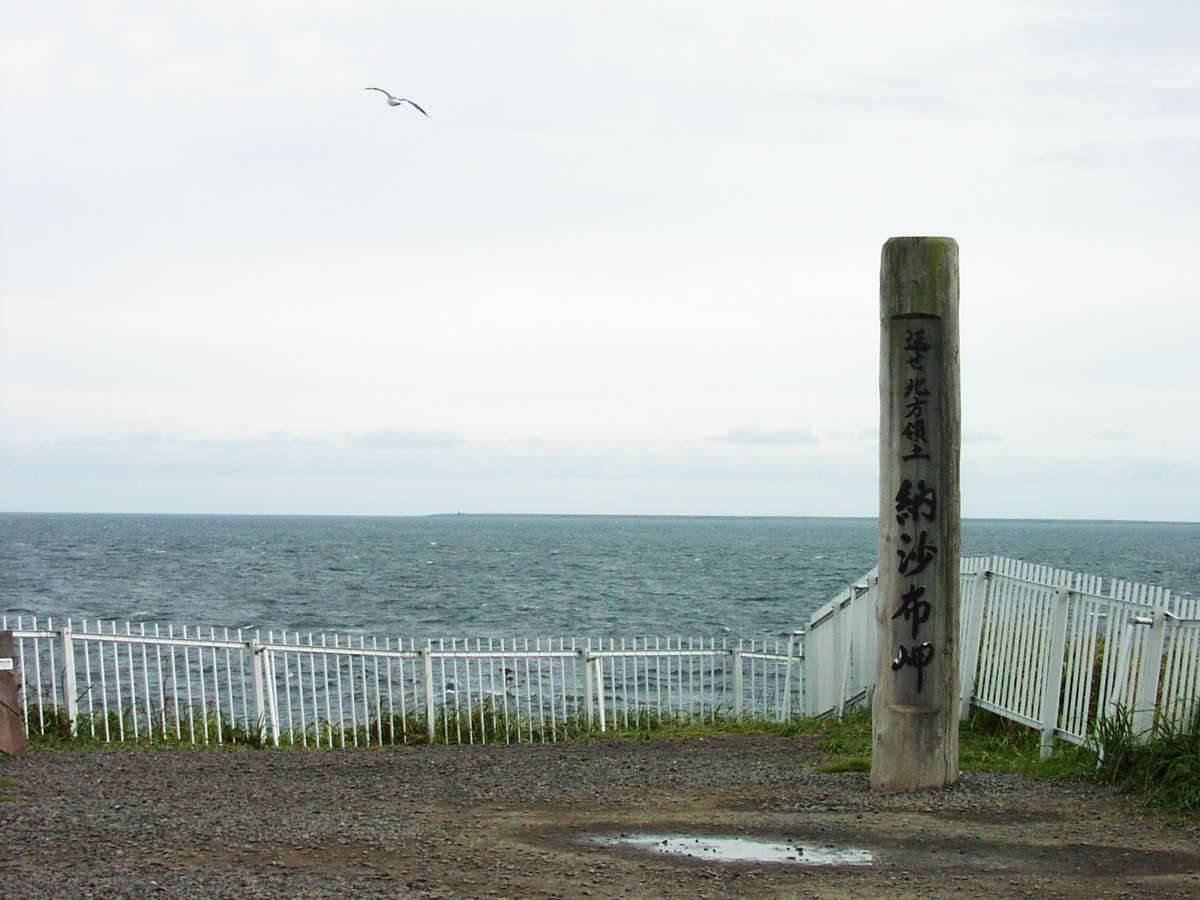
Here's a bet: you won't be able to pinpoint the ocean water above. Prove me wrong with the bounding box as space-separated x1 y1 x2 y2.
1 514 1196 642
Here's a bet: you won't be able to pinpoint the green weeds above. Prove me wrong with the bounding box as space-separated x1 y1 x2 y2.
812 708 872 772
805 706 1198 817
959 709 1093 778
22 703 265 750
1088 706 1200 814
19 699 822 751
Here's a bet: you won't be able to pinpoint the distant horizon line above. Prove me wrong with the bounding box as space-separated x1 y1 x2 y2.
1 510 1196 526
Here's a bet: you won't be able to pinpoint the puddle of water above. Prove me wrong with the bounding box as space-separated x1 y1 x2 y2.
588 833 874 865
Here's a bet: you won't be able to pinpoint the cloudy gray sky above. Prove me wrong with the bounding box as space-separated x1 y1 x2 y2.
2 0 1197 520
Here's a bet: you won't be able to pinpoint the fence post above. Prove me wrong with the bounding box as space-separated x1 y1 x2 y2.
731 648 744 719
873 236 962 790
1132 608 1167 742
1038 588 1071 759
264 650 281 747
250 639 267 742
420 647 435 743
594 657 606 732
959 569 989 721
780 635 799 721
579 649 594 728
60 623 78 737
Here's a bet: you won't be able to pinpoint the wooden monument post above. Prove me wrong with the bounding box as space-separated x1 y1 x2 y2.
872 236 961 790
0 631 27 756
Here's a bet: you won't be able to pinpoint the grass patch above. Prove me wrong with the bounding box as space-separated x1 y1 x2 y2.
19 701 824 751
23 704 267 751
804 706 1198 818
0 777 20 802
804 707 1097 779
814 708 872 754
589 713 825 742
959 707 1200 816
811 707 871 772
959 709 1094 778
1089 707 1200 815
819 755 871 773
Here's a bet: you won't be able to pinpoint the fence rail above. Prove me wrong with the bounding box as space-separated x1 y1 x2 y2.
804 556 1199 755
1 619 802 747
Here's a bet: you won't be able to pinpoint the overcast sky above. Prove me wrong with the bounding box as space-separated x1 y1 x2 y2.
2 1 1197 520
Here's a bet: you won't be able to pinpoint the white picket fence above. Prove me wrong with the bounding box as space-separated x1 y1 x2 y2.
804 556 1200 755
5 556 1195 752
1 622 801 746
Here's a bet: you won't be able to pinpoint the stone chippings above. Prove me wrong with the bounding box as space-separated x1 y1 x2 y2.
1 735 1198 898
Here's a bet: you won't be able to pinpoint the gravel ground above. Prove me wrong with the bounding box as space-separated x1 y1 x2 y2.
2 734 1199 898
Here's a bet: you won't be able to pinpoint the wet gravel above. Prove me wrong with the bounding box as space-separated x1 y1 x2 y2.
3 735 1199 898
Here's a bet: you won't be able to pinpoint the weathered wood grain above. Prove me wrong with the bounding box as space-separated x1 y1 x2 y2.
872 236 961 790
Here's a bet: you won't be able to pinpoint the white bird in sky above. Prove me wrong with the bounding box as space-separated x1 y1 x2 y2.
364 88 429 116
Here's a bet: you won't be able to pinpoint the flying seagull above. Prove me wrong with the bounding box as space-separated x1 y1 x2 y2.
364 88 428 116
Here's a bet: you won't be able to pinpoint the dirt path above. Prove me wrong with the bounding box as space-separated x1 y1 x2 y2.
2 735 1198 898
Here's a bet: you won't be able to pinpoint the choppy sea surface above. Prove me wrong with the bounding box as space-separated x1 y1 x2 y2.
1 514 1196 641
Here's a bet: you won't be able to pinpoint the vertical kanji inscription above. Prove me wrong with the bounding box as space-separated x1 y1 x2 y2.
887 321 944 705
